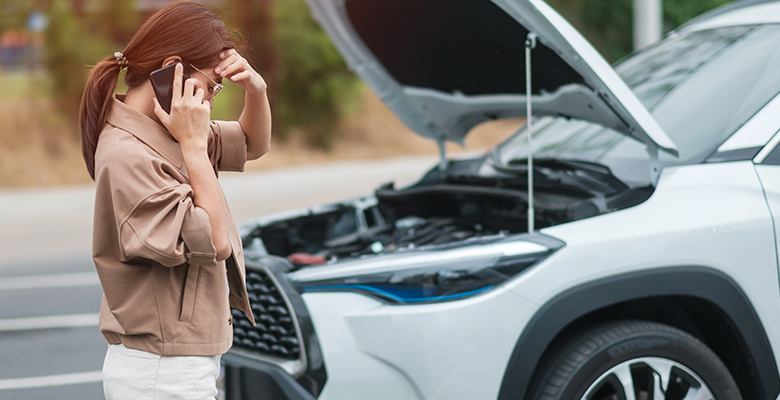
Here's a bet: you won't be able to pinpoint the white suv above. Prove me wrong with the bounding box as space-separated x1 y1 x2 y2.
221 0 780 399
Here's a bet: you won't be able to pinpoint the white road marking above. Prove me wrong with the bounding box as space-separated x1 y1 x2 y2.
0 272 99 291
0 371 102 390
0 313 99 332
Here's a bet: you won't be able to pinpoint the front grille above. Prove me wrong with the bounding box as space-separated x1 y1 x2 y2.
231 269 301 360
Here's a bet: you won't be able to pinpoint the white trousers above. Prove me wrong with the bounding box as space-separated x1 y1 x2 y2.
103 344 221 400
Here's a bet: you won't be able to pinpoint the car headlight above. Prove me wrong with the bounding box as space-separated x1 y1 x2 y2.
289 235 563 304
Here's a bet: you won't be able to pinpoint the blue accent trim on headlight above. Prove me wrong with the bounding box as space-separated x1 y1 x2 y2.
303 284 494 303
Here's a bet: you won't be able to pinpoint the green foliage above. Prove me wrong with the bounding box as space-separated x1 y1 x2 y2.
44 0 111 118
269 0 361 148
548 0 732 62
663 0 731 30
581 0 633 62
43 0 137 120
98 0 139 44
0 0 41 31
271 0 360 148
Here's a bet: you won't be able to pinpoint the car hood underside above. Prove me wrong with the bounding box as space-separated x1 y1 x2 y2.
304 0 678 156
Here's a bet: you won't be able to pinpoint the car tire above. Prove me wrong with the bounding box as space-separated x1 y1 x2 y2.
529 320 742 400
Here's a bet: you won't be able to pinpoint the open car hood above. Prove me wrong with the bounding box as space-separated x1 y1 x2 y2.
304 0 678 156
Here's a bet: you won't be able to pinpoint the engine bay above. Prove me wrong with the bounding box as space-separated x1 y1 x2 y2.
242 157 653 267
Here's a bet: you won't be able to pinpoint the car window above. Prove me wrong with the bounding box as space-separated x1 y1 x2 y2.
643 25 780 161
497 24 780 185
616 26 753 111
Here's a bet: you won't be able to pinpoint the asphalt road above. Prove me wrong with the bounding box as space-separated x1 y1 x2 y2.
0 155 437 400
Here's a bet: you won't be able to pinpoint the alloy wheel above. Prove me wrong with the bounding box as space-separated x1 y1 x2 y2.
581 356 714 400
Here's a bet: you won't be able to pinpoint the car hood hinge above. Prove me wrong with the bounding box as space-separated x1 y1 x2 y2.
647 143 660 186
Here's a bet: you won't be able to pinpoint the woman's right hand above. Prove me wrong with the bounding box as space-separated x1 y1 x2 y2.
153 63 211 152
152 63 231 261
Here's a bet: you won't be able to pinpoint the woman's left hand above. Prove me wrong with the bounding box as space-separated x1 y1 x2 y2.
214 49 267 94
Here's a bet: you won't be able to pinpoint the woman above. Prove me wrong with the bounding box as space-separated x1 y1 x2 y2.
78 2 269 398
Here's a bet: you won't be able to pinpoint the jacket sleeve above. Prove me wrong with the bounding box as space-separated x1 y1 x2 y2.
119 184 217 267
210 120 247 172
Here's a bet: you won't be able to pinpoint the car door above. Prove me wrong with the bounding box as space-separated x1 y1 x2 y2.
754 123 780 263
749 92 780 285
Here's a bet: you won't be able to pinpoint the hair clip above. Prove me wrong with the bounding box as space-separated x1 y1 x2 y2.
214 29 226 49
114 51 128 70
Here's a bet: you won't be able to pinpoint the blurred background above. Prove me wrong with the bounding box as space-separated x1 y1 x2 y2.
0 0 732 189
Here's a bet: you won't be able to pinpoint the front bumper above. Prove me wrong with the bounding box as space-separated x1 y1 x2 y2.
222 351 316 400
226 254 540 400
223 255 327 400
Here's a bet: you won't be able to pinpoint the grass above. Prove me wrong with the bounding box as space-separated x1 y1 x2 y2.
0 70 51 100
0 72 522 189
0 71 87 187
0 102 86 187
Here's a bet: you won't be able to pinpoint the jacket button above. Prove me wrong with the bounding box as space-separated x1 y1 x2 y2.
228 317 232 325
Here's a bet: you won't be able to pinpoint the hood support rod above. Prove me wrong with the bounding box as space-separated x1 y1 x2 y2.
526 33 538 233
437 137 448 175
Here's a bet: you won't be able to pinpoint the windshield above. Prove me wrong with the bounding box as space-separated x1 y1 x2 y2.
496 24 780 186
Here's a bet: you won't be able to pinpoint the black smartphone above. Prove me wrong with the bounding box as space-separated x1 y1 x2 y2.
150 61 190 114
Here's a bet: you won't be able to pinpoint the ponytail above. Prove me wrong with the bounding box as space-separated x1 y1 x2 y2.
79 56 122 180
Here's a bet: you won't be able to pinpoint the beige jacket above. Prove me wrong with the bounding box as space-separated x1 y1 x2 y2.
92 95 255 356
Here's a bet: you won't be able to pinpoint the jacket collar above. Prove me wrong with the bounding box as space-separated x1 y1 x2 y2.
106 94 183 168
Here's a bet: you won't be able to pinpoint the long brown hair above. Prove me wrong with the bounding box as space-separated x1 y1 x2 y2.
79 1 237 180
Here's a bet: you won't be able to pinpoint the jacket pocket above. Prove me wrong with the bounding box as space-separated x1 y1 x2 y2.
179 264 201 322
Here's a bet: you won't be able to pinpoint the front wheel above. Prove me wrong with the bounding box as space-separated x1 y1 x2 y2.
530 321 742 400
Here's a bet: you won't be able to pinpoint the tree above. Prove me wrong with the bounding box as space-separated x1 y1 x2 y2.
44 0 99 119
224 0 361 148
232 0 276 90
271 0 361 148
548 0 732 62
0 0 39 32
43 0 137 120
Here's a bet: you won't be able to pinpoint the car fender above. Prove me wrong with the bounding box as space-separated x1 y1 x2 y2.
496 266 780 400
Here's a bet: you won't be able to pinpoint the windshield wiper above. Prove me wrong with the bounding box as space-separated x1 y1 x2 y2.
487 151 559 184
508 157 613 177
489 152 629 195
